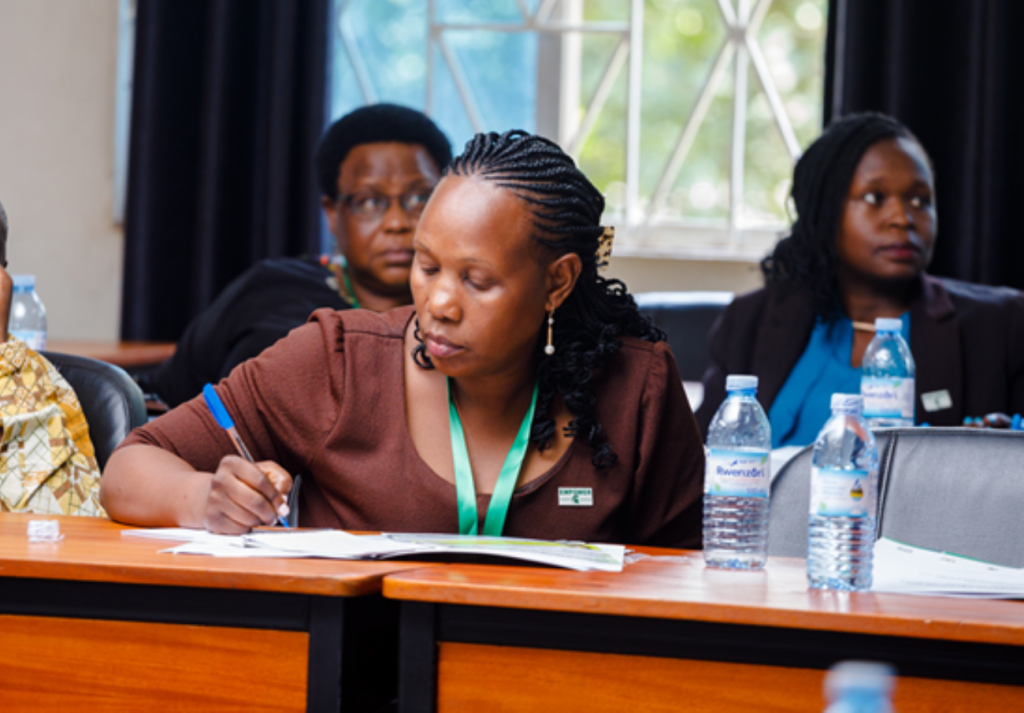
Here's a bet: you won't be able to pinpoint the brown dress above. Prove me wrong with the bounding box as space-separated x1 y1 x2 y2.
122 306 705 548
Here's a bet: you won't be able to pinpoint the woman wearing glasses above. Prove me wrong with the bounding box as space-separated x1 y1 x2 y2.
138 104 452 406
101 130 704 547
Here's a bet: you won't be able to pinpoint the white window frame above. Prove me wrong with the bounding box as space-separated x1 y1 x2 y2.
340 0 820 260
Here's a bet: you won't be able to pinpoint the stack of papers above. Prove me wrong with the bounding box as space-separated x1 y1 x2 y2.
871 537 1024 599
122 528 625 572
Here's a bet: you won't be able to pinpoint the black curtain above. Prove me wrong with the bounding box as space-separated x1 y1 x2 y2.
122 0 330 340
825 0 1024 289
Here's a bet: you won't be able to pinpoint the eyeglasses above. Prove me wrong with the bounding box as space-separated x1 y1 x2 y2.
337 189 433 221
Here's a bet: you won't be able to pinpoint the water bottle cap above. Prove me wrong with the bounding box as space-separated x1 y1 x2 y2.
12 274 36 289
831 393 863 413
825 661 895 699
874 317 902 332
725 374 758 391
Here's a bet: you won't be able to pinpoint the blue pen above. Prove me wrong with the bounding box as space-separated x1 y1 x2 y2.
203 384 290 527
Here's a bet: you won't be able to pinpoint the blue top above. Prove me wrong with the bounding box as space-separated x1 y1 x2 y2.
768 314 910 447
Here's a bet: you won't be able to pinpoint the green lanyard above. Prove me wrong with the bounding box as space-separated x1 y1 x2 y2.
447 377 539 536
334 256 360 309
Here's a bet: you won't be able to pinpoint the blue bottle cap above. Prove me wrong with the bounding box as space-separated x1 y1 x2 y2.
1012 414 1022 431
874 317 902 332
725 374 758 391
12 274 36 290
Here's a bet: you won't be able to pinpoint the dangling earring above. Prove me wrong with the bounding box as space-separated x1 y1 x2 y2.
545 309 555 355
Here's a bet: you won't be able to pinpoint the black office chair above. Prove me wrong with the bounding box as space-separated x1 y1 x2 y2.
41 351 148 470
634 291 733 381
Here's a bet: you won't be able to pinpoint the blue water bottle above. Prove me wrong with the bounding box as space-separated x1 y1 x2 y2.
808 394 879 591
703 374 771 570
861 317 915 428
824 661 895 713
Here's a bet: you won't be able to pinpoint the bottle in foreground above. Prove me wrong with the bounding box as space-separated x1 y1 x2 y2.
703 374 771 570
823 661 895 713
808 394 879 591
9 274 48 350
860 317 915 428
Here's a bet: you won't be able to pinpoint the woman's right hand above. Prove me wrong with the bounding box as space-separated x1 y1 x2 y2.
202 455 293 534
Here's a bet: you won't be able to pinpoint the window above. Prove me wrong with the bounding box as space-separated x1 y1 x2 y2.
330 0 827 259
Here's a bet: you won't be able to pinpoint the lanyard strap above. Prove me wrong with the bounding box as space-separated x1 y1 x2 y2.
447 377 539 536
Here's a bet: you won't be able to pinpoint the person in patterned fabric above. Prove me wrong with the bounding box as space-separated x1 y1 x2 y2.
0 199 104 516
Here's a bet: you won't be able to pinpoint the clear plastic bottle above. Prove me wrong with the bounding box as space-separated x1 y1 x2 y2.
808 394 879 591
9 274 48 350
823 661 895 713
860 317 915 428
703 374 771 570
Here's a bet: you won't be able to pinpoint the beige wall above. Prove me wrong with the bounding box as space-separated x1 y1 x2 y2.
607 255 763 297
0 0 122 341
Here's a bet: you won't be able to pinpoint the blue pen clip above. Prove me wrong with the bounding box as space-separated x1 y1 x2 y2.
202 384 290 527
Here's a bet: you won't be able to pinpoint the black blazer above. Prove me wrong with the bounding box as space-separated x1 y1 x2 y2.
695 275 1024 435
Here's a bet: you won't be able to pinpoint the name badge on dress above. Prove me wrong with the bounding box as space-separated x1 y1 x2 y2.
558 487 593 507
921 389 953 412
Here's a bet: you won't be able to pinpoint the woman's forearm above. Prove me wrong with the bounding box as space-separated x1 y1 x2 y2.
100 444 212 527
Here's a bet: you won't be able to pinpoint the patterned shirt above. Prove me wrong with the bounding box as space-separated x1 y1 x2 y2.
0 338 104 516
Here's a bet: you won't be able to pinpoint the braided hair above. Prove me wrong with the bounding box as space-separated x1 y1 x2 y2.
761 112 926 319
413 130 664 468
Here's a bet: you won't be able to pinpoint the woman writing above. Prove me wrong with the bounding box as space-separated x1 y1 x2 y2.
101 131 704 547
696 113 1024 444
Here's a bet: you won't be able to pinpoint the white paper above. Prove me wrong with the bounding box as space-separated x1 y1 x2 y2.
138 527 624 572
870 537 1024 599
151 528 618 573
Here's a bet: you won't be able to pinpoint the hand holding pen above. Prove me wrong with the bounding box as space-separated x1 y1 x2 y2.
202 384 292 532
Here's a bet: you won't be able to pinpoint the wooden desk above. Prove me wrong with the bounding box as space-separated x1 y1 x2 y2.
384 551 1024 712
45 340 176 370
0 514 431 711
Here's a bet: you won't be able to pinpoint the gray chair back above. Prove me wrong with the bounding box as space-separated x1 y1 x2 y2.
634 291 733 381
876 427 1024 567
768 428 1024 567
766 445 814 557
41 351 148 470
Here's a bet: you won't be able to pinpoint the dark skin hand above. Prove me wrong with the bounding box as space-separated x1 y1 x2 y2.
321 142 441 312
834 136 936 366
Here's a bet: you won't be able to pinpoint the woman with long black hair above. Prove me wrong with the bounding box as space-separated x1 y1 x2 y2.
696 112 1024 445
101 130 704 548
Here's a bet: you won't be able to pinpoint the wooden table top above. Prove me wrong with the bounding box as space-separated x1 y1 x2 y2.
0 513 432 597
383 549 1024 647
45 340 176 369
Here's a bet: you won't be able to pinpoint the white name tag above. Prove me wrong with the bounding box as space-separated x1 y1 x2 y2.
558 487 593 507
921 389 953 413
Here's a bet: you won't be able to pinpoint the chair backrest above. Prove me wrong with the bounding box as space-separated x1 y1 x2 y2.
766 445 814 557
41 351 148 470
876 427 1024 567
634 291 733 381
768 428 1024 567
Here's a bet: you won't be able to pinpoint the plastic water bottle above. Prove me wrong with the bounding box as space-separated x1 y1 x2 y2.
9 274 48 350
808 394 879 591
824 661 895 713
703 374 771 570
860 317 915 428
